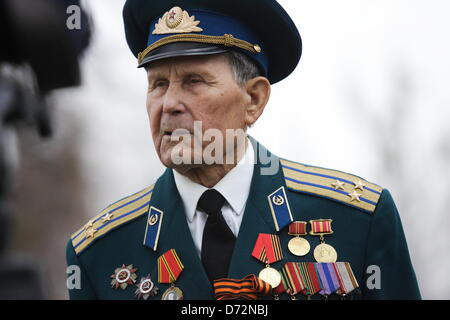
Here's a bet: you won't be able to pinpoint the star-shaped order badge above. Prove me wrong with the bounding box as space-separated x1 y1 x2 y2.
135 274 159 300
110 264 138 290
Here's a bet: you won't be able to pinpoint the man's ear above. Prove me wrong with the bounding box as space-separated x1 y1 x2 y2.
244 76 271 127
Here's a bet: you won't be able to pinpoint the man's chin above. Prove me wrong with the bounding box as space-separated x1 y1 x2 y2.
159 148 198 170
159 156 204 175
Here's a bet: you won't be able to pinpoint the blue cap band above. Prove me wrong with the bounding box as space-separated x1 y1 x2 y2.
142 9 269 76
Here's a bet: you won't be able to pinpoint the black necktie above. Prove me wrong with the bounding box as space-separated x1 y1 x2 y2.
198 189 236 283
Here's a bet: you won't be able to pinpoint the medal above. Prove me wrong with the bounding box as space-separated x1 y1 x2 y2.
258 267 281 289
280 262 306 300
161 284 184 300
135 274 159 300
287 221 310 256
314 243 338 263
309 219 338 262
110 264 138 290
251 233 283 288
157 249 184 300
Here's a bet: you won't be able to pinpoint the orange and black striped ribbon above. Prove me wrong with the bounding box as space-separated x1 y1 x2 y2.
213 275 272 300
251 233 283 264
157 249 184 284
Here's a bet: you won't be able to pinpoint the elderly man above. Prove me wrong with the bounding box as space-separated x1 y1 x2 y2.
66 0 420 300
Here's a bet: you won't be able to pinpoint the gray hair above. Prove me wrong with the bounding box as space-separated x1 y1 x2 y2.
225 50 262 86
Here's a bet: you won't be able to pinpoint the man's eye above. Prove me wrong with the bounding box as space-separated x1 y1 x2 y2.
154 80 168 87
187 78 203 85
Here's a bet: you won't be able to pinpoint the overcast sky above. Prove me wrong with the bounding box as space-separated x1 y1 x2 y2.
55 0 450 298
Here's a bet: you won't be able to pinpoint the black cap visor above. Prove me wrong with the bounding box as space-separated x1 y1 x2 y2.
138 42 229 68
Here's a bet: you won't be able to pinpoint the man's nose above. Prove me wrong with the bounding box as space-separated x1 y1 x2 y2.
162 82 186 114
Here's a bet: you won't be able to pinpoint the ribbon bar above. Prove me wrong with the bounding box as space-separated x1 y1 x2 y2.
297 262 321 296
273 280 287 297
334 262 359 295
281 262 306 295
315 263 340 296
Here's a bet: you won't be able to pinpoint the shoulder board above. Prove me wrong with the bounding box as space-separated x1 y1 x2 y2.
280 159 383 213
71 184 154 255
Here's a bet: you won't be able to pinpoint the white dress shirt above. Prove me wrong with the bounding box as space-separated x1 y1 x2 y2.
173 139 255 258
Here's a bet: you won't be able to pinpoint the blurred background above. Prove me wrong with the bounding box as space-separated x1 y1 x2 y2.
1 0 449 299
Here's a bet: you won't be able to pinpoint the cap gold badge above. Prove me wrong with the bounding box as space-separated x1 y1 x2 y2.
153 7 203 35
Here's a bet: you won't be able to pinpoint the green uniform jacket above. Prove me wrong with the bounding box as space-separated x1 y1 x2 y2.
66 139 420 300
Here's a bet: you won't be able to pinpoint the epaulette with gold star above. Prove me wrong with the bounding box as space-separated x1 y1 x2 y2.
70 185 155 255
280 159 383 213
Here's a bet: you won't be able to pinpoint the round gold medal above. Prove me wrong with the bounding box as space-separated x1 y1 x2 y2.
258 267 281 288
313 243 338 263
288 237 311 256
161 286 184 300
